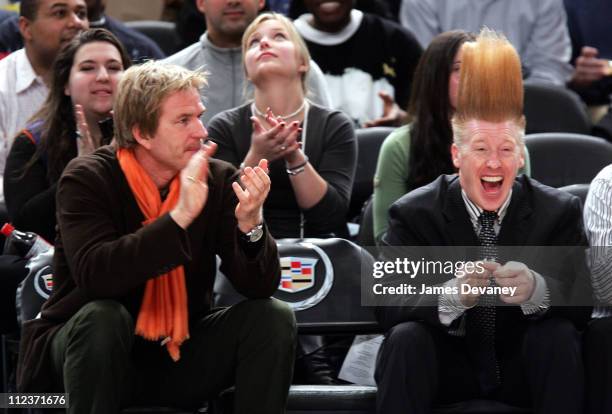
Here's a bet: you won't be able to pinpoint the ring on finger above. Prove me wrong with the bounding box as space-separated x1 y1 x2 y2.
186 175 197 183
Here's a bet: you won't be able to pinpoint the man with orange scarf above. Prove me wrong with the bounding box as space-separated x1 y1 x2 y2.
17 61 296 414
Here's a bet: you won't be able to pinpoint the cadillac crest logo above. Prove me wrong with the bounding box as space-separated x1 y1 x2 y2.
274 242 334 311
279 257 317 293
34 266 53 299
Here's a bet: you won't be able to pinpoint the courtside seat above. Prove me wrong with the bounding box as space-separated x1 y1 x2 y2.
525 133 612 187
349 127 395 223
125 20 182 56
213 239 532 413
356 197 374 247
435 401 530 414
524 83 590 135
122 408 197 414
216 387 532 414
215 238 378 332
559 183 590 208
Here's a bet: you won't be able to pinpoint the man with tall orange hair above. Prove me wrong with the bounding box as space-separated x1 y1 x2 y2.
375 29 591 413
17 61 296 413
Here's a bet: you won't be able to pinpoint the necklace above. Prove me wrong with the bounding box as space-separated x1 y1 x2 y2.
252 99 307 121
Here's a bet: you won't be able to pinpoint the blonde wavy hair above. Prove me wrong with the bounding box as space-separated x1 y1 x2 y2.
114 61 207 148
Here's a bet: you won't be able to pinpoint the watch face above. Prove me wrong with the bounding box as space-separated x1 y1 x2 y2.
247 225 264 242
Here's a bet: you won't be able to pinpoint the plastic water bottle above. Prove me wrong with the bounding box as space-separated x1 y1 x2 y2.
1 223 52 259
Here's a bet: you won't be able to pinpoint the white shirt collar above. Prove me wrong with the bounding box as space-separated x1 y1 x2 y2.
15 49 45 94
461 189 513 225
295 9 363 46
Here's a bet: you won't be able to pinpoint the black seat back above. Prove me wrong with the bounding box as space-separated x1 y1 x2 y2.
524 83 590 135
125 20 181 56
524 133 612 187
349 127 394 221
215 238 377 333
357 197 375 247
559 183 590 209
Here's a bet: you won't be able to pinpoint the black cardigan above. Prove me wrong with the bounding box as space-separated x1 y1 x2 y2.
208 102 357 238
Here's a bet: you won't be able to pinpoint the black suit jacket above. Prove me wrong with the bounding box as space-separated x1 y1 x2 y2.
376 174 592 346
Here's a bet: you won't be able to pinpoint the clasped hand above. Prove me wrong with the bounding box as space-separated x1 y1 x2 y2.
248 108 302 164
458 260 535 307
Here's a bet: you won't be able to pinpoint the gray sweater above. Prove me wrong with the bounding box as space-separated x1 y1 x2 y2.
164 33 332 125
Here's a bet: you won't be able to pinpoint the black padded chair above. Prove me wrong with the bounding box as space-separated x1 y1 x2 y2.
125 20 182 56
524 133 612 188
349 127 394 222
523 83 591 135
215 238 378 333
559 183 590 208
357 197 375 247
214 238 379 414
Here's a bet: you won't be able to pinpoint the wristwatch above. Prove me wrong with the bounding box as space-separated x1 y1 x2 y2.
242 223 264 243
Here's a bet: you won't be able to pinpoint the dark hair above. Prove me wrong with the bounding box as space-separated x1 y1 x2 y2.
20 0 40 20
405 30 475 191
25 28 131 183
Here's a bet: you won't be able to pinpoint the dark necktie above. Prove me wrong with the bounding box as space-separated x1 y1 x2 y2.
467 210 501 394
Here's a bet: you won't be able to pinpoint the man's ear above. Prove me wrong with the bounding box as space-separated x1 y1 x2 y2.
196 0 206 14
132 125 151 149
258 0 266 12
18 16 33 43
451 144 461 169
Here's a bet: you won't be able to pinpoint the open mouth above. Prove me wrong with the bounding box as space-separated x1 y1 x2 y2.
481 176 503 193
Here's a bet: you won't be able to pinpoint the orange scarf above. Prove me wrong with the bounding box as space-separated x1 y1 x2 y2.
117 148 189 361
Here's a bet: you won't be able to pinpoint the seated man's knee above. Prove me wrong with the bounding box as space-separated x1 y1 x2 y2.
585 317 612 345
378 321 435 370
525 317 580 352
384 321 434 352
240 298 297 345
70 300 134 348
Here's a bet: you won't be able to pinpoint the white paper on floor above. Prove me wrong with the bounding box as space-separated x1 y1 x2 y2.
338 334 384 386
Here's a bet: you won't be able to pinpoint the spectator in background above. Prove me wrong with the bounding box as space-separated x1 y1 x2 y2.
564 0 612 123
0 0 88 209
372 31 472 243
0 8 14 25
294 0 421 127
4 28 131 243
399 0 573 86
583 164 612 414
0 0 165 62
288 0 393 22
164 0 331 125
209 12 356 238
0 29 128 372
175 0 206 49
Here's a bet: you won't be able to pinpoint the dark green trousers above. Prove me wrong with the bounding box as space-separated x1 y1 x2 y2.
49 298 296 414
